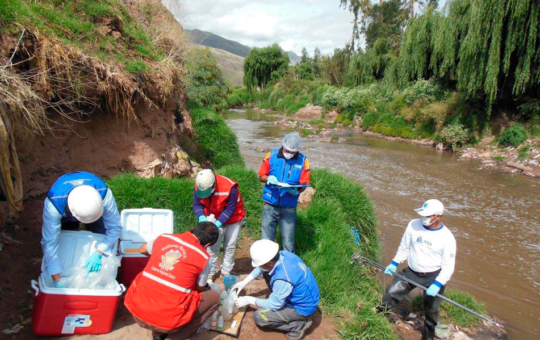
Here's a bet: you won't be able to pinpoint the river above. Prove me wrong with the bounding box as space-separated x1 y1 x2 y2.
224 108 540 340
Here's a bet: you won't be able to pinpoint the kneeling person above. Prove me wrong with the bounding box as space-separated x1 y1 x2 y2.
232 240 320 340
124 222 220 340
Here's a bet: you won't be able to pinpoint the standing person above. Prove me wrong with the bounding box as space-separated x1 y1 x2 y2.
41 171 122 287
193 169 246 280
124 222 220 340
258 133 310 253
378 199 457 340
231 240 319 340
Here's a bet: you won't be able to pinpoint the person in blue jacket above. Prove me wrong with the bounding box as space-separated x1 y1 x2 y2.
258 133 311 253
41 171 122 287
231 240 319 340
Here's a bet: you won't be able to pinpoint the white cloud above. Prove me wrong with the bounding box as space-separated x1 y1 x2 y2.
167 0 355 55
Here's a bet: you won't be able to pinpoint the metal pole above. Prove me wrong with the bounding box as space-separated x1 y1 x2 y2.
352 253 503 328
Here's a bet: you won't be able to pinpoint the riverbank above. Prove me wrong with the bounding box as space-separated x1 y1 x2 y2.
249 104 540 180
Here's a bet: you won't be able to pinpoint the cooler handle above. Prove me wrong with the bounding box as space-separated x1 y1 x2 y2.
119 284 126 293
31 280 39 296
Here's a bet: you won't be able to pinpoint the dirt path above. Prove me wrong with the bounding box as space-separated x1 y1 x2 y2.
0 208 337 340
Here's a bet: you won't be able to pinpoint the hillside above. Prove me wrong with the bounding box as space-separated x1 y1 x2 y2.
205 46 245 87
186 28 300 65
186 28 251 58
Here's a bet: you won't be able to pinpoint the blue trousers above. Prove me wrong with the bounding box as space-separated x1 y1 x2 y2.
261 204 297 253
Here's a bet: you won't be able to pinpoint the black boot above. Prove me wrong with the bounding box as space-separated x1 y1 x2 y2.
153 334 168 340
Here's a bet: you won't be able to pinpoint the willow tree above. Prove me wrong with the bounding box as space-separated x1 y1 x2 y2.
243 44 290 92
387 0 540 109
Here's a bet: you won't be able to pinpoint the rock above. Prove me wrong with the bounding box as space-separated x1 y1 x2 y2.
524 170 540 178
451 331 473 340
506 161 533 172
436 143 446 151
295 104 323 120
298 187 316 209
324 110 339 123
136 147 195 179
435 324 452 339
255 147 270 153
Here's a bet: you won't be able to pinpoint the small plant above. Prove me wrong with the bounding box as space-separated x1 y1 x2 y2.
498 123 528 147
436 123 470 150
331 136 340 142
125 60 149 73
299 128 314 136
518 145 531 160
492 155 505 162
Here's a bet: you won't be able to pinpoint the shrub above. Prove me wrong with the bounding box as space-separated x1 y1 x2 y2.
498 123 528 147
402 79 444 105
436 123 470 150
362 111 380 131
518 145 531 160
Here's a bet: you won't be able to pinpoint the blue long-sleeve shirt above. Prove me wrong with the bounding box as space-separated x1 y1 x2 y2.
248 255 294 310
41 189 122 276
192 186 238 225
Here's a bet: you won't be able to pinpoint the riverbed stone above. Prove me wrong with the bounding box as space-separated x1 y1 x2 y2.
451 331 473 340
435 324 452 339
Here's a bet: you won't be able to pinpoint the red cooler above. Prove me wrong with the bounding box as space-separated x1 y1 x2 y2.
118 208 173 287
31 231 125 336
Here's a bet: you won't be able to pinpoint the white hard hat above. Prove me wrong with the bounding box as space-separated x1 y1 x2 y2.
250 239 280 267
415 199 444 216
196 169 216 198
67 185 104 223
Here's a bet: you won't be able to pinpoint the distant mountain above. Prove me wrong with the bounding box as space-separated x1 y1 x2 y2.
186 29 301 65
185 29 251 58
286 51 301 65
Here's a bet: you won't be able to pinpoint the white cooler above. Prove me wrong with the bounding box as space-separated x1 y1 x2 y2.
118 208 174 287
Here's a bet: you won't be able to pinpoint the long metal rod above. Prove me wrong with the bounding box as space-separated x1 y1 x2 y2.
353 253 503 328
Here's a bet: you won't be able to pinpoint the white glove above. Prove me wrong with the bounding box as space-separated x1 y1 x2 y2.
207 214 216 223
235 296 257 308
230 272 257 295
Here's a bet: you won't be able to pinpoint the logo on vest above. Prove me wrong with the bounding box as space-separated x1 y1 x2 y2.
159 250 182 271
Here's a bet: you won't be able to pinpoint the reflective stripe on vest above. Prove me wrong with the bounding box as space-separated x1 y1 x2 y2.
142 271 191 293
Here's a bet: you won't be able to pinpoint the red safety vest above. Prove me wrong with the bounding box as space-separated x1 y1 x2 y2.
124 232 209 330
197 174 246 224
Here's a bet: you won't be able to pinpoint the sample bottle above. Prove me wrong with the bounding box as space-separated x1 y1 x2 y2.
220 290 228 307
210 311 218 330
229 291 240 313
217 315 224 331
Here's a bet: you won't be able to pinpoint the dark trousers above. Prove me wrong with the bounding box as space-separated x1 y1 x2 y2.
61 217 106 234
380 267 445 340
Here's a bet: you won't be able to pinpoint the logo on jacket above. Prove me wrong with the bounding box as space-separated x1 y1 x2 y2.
416 236 423 243
159 250 182 271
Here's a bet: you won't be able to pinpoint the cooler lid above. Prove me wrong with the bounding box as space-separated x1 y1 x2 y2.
42 230 109 272
120 208 174 243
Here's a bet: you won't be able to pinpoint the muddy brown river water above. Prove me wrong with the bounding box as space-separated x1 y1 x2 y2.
225 108 540 340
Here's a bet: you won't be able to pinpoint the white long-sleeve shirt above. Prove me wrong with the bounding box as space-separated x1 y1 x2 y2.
41 189 122 276
392 219 457 286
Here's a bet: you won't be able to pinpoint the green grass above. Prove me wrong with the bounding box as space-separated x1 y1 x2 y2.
187 104 245 169
0 0 164 71
518 145 531 160
492 155 505 162
125 60 149 73
412 289 486 329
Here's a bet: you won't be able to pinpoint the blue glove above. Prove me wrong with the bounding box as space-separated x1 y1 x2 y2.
54 280 66 288
215 220 223 228
384 263 397 276
198 215 207 222
267 175 278 185
426 283 441 297
83 252 103 274
283 187 299 195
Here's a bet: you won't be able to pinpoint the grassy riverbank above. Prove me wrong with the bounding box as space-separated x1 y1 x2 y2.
108 106 487 338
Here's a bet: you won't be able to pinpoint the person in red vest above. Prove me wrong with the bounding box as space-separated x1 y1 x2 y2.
193 169 246 281
124 222 220 340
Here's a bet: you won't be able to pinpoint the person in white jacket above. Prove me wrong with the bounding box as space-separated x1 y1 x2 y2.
378 199 456 340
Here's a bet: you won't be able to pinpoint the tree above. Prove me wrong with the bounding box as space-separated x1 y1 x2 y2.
185 48 230 110
321 47 352 86
243 44 290 92
301 47 310 63
339 0 372 51
313 48 323 78
364 0 407 50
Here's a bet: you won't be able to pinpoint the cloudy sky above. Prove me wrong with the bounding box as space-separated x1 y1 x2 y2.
164 0 448 56
166 0 355 56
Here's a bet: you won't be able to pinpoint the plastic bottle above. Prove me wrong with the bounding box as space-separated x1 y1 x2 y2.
210 311 218 330
217 315 224 331
230 291 240 313
220 291 228 307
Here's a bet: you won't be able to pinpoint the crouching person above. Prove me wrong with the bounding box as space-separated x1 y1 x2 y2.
124 222 220 340
231 240 320 340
